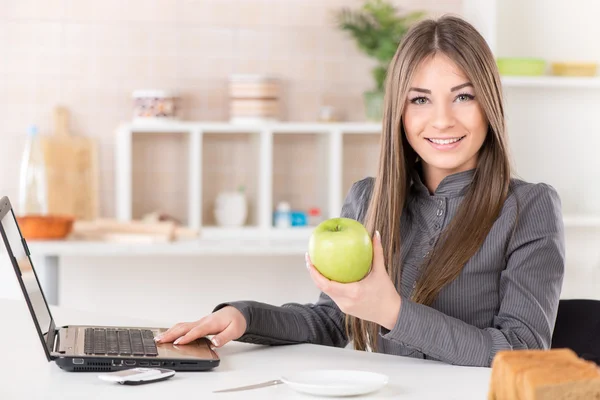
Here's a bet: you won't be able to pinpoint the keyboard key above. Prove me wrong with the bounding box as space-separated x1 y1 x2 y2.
117 330 131 355
84 328 94 355
142 330 154 340
130 330 145 356
94 328 106 355
106 329 118 355
144 346 158 356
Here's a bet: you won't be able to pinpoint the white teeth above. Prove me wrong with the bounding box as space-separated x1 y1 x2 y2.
429 137 463 145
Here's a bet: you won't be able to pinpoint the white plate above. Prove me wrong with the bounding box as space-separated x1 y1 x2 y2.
281 369 389 397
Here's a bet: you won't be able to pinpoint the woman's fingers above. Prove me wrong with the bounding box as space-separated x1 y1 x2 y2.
210 320 245 348
371 230 385 273
156 307 247 347
173 317 221 346
305 252 356 298
306 253 331 291
155 322 193 343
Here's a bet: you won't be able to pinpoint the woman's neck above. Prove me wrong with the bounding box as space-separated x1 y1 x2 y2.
420 162 476 195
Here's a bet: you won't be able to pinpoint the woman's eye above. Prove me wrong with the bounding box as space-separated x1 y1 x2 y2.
455 93 475 103
410 97 428 105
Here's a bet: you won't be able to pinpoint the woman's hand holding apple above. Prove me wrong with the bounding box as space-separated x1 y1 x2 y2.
306 230 402 331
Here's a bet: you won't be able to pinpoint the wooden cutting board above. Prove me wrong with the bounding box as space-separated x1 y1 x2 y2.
40 107 99 220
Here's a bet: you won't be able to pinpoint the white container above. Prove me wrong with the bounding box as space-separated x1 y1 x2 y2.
132 90 179 122
214 191 247 227
19 125 48 216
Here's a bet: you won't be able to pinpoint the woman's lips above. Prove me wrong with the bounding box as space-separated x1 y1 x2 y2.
425 135 466 151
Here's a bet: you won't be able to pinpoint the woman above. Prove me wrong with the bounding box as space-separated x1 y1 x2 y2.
155 15 565 367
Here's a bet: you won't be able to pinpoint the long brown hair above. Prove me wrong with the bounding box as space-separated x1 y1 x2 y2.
348 15 512 352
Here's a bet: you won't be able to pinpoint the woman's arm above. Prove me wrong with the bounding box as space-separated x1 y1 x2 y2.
216 178 376 347
380 183 565 366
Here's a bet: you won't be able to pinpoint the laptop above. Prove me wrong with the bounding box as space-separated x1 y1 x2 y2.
0 196 220 372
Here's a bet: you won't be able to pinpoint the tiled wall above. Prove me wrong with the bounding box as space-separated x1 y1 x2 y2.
0 0 462 218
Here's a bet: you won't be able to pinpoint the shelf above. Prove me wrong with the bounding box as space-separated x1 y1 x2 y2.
27 213 600 257
502 76 600 89
121 121 382 134
201 132 260 227
273 133 329 221
115 122 383 234
27 239 309 257
131 132 190 224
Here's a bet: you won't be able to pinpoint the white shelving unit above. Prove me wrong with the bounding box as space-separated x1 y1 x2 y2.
115 122 381 239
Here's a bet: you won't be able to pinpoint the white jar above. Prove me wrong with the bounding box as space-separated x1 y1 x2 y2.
214 191 247 227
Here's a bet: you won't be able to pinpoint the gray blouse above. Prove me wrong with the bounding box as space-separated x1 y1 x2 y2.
216 169 565 367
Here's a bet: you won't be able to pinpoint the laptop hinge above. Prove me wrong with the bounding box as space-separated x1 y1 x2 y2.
47 320 58 355
53 328 61 352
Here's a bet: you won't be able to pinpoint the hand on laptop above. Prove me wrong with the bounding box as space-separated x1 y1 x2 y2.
154 306 247 348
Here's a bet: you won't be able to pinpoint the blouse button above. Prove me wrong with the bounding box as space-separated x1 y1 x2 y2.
436 209 443 217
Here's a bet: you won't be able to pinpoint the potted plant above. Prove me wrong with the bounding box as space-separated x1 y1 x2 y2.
335 0 424 121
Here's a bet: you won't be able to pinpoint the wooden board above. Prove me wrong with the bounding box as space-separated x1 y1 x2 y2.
71 219 199 242
40 107 98 220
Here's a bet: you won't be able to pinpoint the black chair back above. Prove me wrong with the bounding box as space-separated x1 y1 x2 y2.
551 299 600 364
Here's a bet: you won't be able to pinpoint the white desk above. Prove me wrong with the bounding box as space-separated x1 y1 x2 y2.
1 298 492 399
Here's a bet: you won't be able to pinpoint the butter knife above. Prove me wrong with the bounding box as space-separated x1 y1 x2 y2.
213 379 284 393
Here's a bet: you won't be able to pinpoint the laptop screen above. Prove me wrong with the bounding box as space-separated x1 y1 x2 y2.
0 200 54 347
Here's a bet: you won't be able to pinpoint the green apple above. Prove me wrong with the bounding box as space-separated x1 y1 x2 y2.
308 217 373 283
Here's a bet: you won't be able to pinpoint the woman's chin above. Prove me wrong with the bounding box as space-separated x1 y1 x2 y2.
420 154 474 173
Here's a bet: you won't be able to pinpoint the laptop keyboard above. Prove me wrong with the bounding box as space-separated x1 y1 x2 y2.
84 328 158 357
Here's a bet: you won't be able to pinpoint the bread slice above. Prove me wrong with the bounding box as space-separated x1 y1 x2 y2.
488 348 600 399
489 349 579 399
521 358 600 400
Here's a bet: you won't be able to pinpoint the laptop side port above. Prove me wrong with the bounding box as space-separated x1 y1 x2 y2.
150 361 160 366
139 361 149 366
72 358 84 365
112 360 123 366
124 360 136 366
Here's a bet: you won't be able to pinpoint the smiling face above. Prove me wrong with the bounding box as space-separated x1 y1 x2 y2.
402 53 488 185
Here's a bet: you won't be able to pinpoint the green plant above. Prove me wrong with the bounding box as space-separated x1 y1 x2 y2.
335 0 425 92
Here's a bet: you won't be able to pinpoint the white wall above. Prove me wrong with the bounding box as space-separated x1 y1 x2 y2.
497 0 600 62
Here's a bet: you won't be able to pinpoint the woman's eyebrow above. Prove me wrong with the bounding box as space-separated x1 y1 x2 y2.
450 82 473 92
408 82 473 94
408 87 431 94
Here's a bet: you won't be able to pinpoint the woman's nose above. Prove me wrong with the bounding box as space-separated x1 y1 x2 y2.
431 102 456 130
